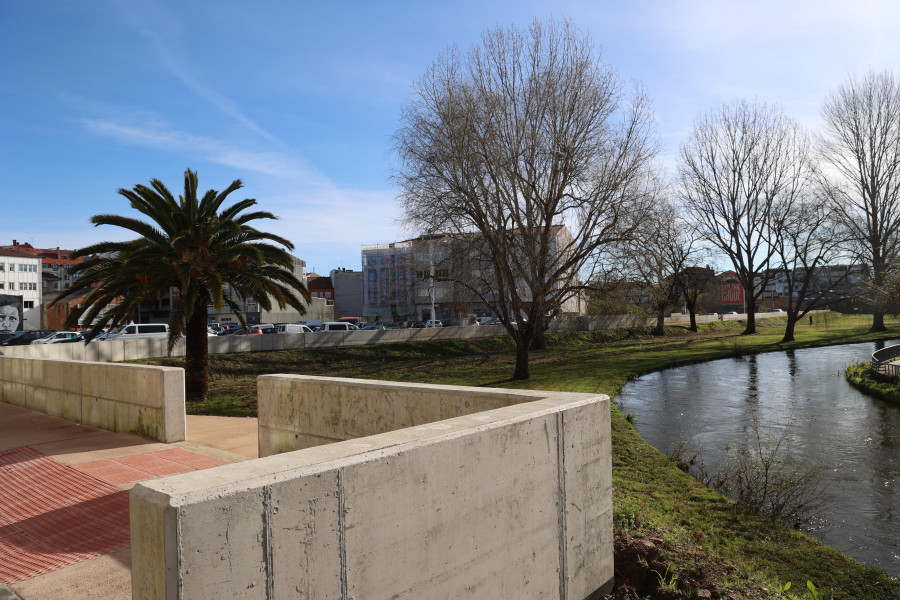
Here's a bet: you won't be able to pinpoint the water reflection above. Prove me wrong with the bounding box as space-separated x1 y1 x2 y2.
617 341 900 577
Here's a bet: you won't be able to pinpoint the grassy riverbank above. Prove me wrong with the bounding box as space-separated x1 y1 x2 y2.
846 363 900 406
149 313 900 598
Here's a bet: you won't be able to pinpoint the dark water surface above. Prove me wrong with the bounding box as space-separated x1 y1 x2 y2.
616 341 900 577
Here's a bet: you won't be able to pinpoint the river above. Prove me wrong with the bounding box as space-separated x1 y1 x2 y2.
615 341 900 577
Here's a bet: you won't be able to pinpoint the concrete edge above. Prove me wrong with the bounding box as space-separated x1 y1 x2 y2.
134 392 609 505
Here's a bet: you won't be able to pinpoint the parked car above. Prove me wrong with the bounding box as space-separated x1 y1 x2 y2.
233 327 262 335
475 316 494 326
382 322 401 330
773 308 785 313
409 321 426 328
360 324 387 330
256 323 277 334
425 320 443 328
105 322 170 341
319 322 359 332
57 331 93 343
277 323 313 334
0 330 57 346
31 331 81 344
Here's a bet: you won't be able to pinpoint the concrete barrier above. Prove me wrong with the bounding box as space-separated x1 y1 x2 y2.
0 356 185 442
0 326 507 362
1 310 789 363
258 375 536 456
130 377 613 599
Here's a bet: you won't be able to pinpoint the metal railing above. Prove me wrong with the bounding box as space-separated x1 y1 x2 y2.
870 343 900 379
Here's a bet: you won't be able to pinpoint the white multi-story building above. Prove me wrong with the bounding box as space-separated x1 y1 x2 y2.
362 226 585 323
0 250 42 331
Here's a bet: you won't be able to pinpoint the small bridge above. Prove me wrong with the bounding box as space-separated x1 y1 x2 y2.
871 343 900 379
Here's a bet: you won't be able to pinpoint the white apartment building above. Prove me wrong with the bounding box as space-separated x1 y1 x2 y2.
0 250 42 330
362 226 585 323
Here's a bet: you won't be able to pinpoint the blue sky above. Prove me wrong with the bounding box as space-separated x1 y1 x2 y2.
2 1 899 275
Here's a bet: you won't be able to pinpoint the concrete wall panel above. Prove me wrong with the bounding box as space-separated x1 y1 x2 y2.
0 356 185 442
269 473 343 598
342 414 562 599
178 488 269 600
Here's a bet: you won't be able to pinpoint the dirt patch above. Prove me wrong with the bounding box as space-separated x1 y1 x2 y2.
600 537 768 599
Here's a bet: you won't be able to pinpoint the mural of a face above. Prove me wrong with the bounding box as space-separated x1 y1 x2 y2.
0 304 20 333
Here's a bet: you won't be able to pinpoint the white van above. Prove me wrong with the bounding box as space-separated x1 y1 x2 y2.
277 323 313 334
105 323 170 341
319 321 359 332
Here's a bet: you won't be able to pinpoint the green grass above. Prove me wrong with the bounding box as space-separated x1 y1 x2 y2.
846 362 900 406
144 313 900 598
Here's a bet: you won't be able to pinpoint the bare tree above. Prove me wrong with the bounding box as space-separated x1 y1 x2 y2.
679 99 812 335
820 70 900 332
615 200 696 335
394 19 658 379
672 230 713 333
772 197 852 342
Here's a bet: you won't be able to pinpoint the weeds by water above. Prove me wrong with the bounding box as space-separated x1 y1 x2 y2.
669 414 826 529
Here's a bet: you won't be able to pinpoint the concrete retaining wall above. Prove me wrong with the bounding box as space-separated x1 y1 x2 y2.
0 326 506 362
258 375 536 456
0 311 790 362
0 356 185 442
130 377 613 599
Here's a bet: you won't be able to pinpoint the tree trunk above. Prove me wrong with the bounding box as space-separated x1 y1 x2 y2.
184 310 210 402
743 288 757 335
512 336 530 380
689 310 697 332
654 307 665 336
781 317 796 343
529 326 547 350
871 308 887 332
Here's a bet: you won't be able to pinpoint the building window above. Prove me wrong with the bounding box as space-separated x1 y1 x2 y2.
42 281 47 288
52 263 58 270
0 264 4 272
24 301 33 309
0 283 4 289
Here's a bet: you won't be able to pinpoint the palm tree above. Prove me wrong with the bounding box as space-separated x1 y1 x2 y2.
54 168 310 402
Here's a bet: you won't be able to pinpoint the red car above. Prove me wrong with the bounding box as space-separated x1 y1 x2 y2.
233 327 262 335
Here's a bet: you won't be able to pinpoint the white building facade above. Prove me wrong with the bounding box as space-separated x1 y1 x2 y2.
0 250 42 330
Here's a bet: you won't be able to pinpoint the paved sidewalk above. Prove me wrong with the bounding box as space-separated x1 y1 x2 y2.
0 402 259 600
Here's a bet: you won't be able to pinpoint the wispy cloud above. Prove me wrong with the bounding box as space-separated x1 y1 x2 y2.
80 114 402 250
82 118 320 180
111 0 285 147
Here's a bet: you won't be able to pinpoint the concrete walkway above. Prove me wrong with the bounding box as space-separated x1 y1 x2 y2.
0 402 259 600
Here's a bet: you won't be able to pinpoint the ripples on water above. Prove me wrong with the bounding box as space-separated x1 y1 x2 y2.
616 341 900 577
